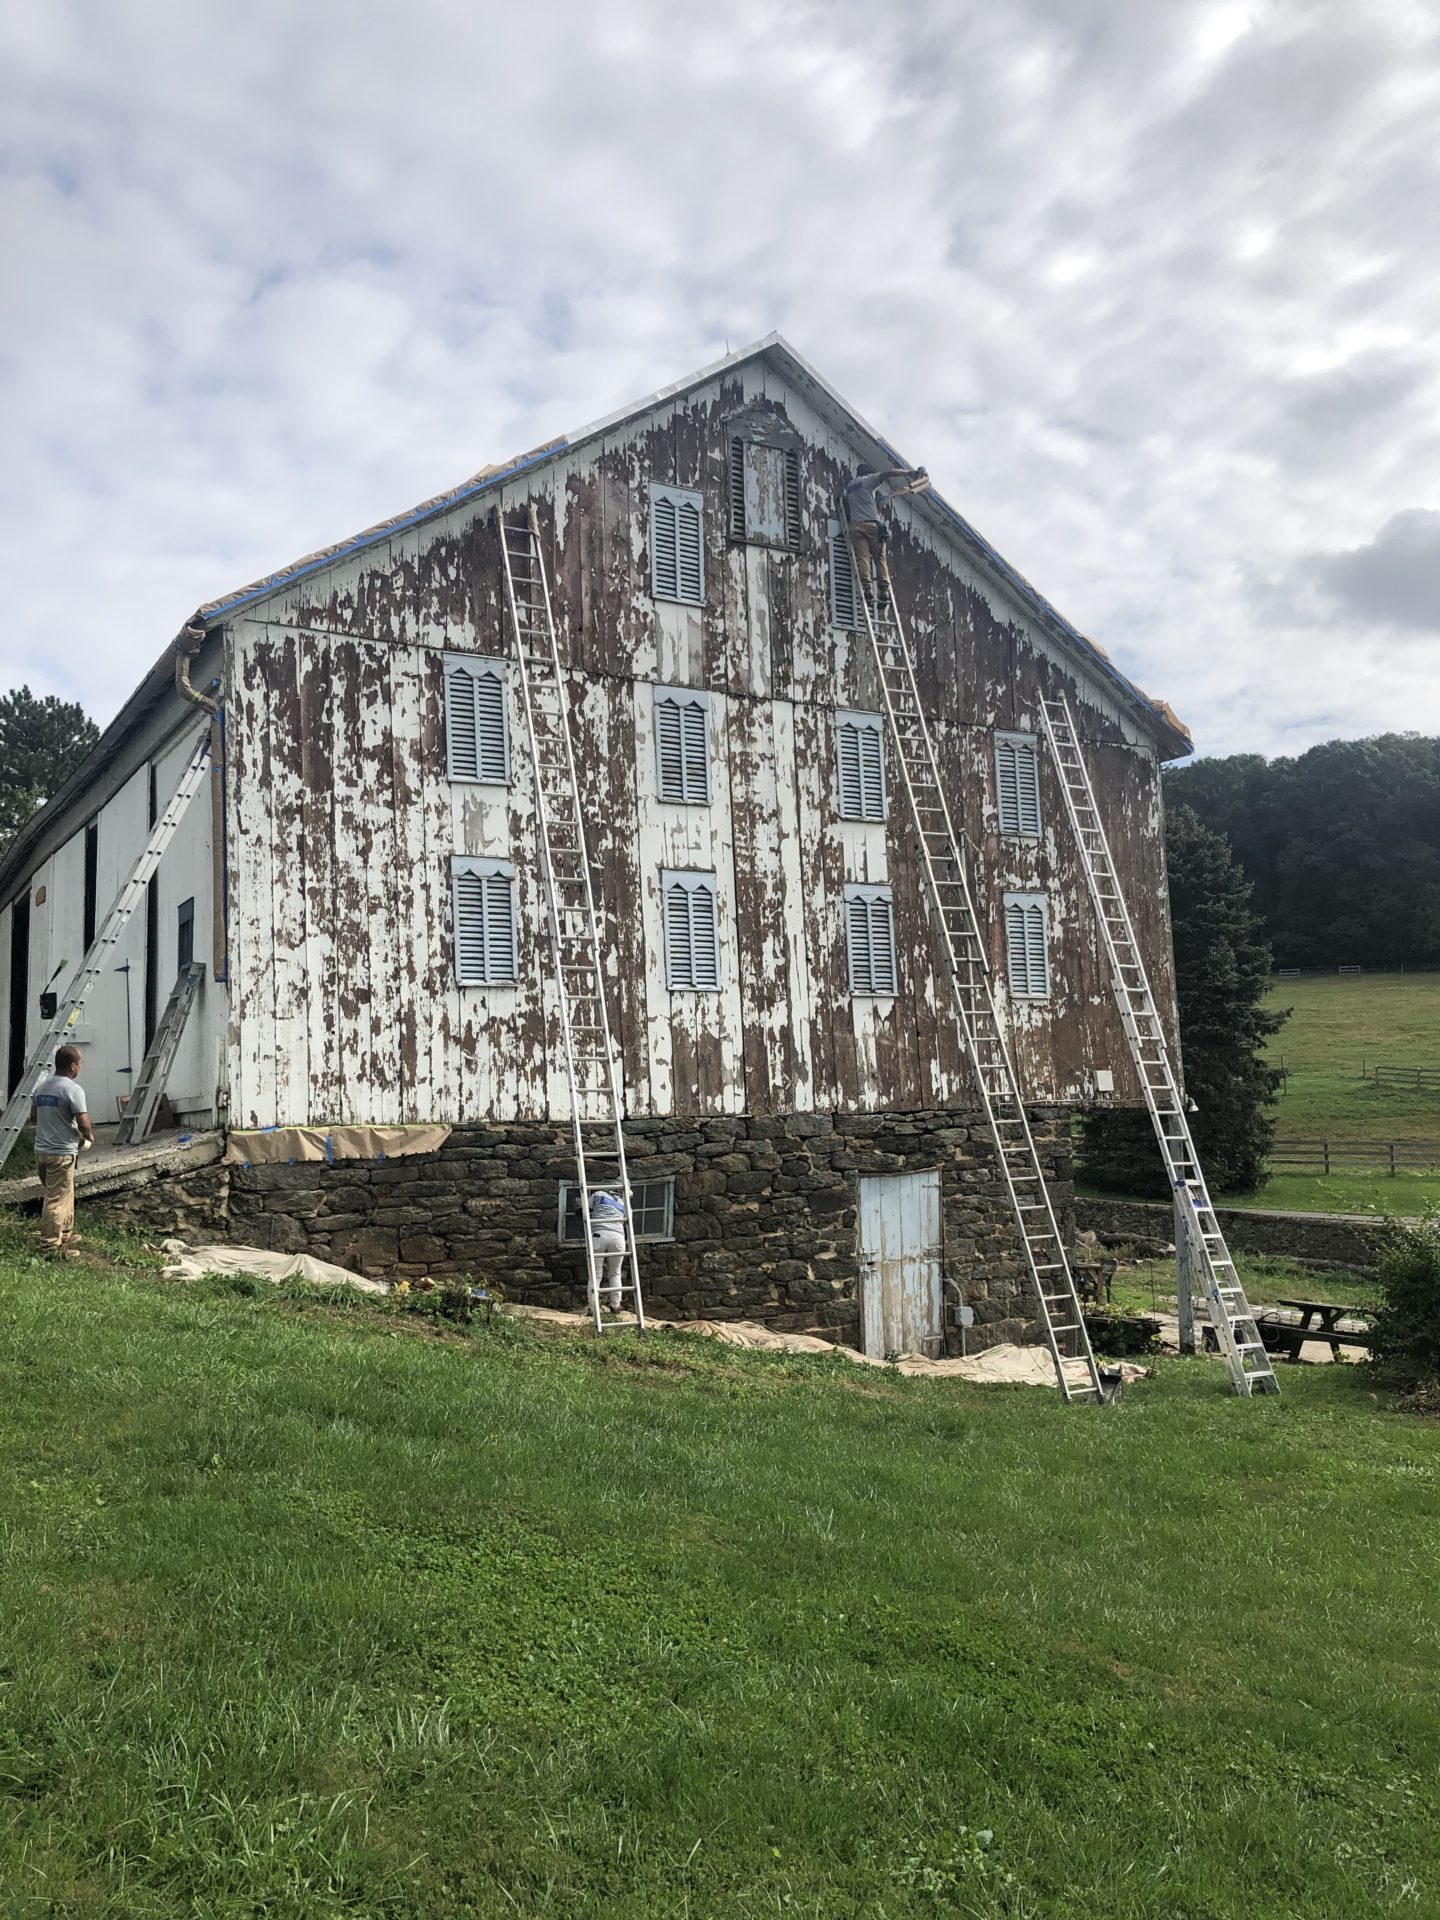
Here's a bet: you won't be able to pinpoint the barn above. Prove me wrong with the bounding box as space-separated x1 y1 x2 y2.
0 335 1193 1361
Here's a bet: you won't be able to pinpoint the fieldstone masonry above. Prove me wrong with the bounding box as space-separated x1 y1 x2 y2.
93 1107 1077 1352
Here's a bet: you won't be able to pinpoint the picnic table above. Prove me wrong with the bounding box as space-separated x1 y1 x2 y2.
1202 1297 1371 1360
1256 1297 1371 1361
1071 1254 1117 1308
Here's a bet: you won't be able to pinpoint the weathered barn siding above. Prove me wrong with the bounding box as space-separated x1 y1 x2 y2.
223 362 1178 1131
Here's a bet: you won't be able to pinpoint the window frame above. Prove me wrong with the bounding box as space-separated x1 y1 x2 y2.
557 1177 675 1245
452 855 519 987
176 896 195 973
844 883 898 997
728 437 801 550
654 686 711 805
661 867 721 993
649 482 705 607
1003 890 1051 1000
835 710 887 822
444 652 511 786
994 731 1042 838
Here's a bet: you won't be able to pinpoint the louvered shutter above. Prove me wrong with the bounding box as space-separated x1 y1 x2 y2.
688 880 719 987
1004 892 1050 997
676 499 703 603
652 493 679 600
475 669 508 782
656 697 686 801
846 890 873 994
995 738 1020 833
1016 743 1041 836
860 723 884 819
784 447 801 549
1024 903 1048 996
484 871 517 983
446 662 479 779
663 870 720 990
681 699 709 802
729 437 746 539
837 721 864 817
828 519 860 630
868 895 897 995
453 867 486 982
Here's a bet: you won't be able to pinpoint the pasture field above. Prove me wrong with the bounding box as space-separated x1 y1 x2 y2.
0 1217 1435 1918
1265 970 1440 1145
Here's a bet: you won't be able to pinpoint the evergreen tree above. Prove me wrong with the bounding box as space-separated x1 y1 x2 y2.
0 686 100 849
1078 804 1287 1197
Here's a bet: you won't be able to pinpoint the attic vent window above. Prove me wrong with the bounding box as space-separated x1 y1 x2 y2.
650 484 704 606
445 655 510 784
655 687 710 804
995 733 1041 837
1004 892 1051 999
729 439 801 550
836 712 886 821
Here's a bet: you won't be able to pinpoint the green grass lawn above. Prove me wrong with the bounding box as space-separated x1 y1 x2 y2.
1110 1253 1378 1317
0 1220 1437 1917
1266 971 1440 1147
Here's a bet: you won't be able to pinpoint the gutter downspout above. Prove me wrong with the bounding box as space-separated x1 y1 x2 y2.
175 621 219 715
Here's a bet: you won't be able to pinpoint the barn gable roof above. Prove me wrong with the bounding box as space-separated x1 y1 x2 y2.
1 334 1190 898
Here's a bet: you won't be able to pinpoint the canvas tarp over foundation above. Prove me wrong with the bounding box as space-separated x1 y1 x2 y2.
223 1124 452 1167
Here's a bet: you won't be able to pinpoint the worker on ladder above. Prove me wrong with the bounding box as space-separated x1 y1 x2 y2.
587 1186 628 1313
842 462 928 609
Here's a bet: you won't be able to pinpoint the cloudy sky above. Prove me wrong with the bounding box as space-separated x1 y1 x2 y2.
3 0 1437 761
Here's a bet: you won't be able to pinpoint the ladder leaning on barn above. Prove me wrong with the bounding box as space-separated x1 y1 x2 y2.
499 506 646 1336
0 731 213 1179
848 536 1105 1406
1038 695 1280 1397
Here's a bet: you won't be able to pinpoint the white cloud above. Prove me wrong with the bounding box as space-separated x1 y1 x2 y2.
1 0 1438 759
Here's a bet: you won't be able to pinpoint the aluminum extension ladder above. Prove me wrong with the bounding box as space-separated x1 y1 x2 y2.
114 961 206 1145
850 551 1104 1404
0 731 213 1177
500 506 645 1335
1039 693 1279 1397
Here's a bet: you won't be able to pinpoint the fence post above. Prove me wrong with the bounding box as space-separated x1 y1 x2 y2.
1390 1141 1397 1176
1323 1140 1330 1175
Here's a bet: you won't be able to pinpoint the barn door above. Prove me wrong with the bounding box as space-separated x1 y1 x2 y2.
858 1171 943 1360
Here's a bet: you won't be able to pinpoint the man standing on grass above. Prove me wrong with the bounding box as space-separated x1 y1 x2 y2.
31 1044 93 1257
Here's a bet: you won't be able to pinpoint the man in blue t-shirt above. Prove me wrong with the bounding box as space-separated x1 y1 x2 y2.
31 1044 94 1255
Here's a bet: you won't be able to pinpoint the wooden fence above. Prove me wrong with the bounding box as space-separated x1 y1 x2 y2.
1370 1065 1440 1091
1270 1138 1440 1174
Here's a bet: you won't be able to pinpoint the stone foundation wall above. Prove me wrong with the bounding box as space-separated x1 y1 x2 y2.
92 1107 1078 1351
1075 1195 1388 1271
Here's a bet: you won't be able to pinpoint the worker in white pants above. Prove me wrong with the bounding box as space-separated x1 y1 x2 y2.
587 1186 628 1312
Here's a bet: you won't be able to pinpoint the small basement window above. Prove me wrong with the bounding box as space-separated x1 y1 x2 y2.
655 687 710 804
452 856 518 985
995 733 1041 837
650 484 705 606
845 884 898 997
557 1177 676 1244
729 438 801 549
1004 892 1050 999
445 654 510 784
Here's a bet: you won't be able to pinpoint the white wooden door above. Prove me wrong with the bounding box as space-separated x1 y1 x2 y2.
858 1171 943 1360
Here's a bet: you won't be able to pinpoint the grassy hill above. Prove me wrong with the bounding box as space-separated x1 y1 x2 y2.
1243 972 1440 1213
0 1221 1436 1917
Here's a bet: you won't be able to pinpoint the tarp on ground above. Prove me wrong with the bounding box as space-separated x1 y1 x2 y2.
158 1240 388 1294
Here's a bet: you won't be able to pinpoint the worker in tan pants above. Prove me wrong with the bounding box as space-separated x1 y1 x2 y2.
31 1044 94 1255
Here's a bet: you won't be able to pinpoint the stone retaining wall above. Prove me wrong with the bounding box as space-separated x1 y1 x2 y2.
90 1108 1077 1350
1075 1195 1389 1271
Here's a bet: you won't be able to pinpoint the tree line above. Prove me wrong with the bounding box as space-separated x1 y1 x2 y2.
1163 734 1440 968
